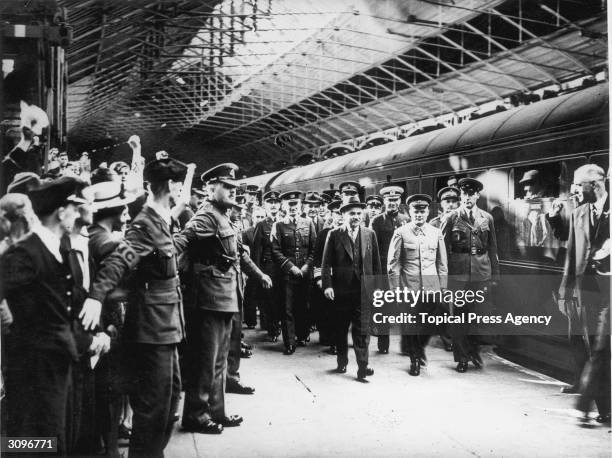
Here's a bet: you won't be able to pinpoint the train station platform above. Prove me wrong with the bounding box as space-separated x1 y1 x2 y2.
152 332 611 458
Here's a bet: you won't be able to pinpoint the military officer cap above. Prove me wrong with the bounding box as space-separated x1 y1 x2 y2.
322 189 341 200
192 188 207 197
200 162 239 188
144 158 188 183
437 186 460 201
246 184 260 195
406 193 432 209
339 195 366 213
263 190 281 202
339 181 361 195
365 195 383 206
280 190 302 202
327 199 342 212
28 176 88 216
380 185 403 200
519 169 540 184
458 177 484 193
304 192 322 204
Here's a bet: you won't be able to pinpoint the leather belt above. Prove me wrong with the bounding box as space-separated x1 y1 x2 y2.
454 248 487 255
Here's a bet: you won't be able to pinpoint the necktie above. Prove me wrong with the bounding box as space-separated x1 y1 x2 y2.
468 210 475 225
591 205 599 226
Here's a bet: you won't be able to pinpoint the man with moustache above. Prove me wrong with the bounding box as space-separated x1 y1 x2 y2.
558 164 610 424
322 195 381 382
388 194 448 376
252 191 283 341
174 163 272 434
442 178 499 373
430 186 460 352
303 192 326 234
271 190 317 354
370 186 409 354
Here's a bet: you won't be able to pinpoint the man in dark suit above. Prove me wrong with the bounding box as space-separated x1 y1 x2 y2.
242 206 266 329
1 177 107 455
559 164 610 424
303 192 326 234
322 196 382 382
84 159 189 457
174 163 272 434
370 186 409 354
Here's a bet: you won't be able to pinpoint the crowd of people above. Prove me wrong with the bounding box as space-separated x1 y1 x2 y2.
0 104 609 458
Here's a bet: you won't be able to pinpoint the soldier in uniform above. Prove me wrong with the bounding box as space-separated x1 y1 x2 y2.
252 191 283 341
364 195 383 227
271 190 317 354
430 186 460 352
442 178 500 373
245 184 261 209
83 159 188 458
339 181 361 202
304 191 326 234
370 185 409 353
174 163 272 434
388 194 448 376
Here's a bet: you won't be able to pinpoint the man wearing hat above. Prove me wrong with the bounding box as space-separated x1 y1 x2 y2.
312 199 344 353
519 169 545 200
252 190 283 341
1 176 106 454
364 195 383 227
86 181 135 456
388 194 448 376
83 158 188 456
174 163 272 434
370 185 409 353
442 177 499 373
303 191 326 234
339 181 362 202
271 190 317 354
321 195 381 382
430 186 460 352
245 184 261 208
6 171 41 194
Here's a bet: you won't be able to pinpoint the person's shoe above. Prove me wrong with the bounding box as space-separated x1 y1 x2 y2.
456 362 468 373
335 365 347 374
226 381 255 394
283 345 296 355
357 367 374 382
296 340 307 347
182 419 223 434
240 348 252 358
418 355 427 367
241 341 252 350
560 385 579 394
595 413 611 425
217 415 243 427
469 355 482 369
378 348 389 354
327 345 338 355
409 359 421 376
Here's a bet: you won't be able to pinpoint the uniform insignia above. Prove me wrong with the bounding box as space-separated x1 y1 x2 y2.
116 241 139 268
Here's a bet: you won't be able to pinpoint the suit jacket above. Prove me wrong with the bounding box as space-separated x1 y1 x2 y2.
313 226 332 281
1 233 80 359
173 200 265 313
321 226 381 298
387 222 448 292
370 211 410 274
271 216 317 277
89 205 185 344
559 196 610 322
251 217 279 276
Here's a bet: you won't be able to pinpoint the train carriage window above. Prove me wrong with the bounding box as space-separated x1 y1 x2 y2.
588 153 610 176
501 159 587 268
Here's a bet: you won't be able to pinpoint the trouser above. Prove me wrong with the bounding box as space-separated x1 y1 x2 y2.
243 278 258 327
128 343 181 458
280 276 309 347
5 346 72 456
227 311 242 385
260 263 281 336
334 289 370 370
449 281 489 363
182 310 233 425
577 306 611 416
66 358 97 456
404 302 437 359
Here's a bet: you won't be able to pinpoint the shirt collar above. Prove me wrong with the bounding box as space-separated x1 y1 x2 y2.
32 224 63 263
147 200 172 226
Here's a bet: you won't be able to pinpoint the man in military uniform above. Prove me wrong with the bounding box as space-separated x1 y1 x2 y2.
339 181 362 203
442 177 500 373
364 195 383 227
252 191 282 341
174 163 272 434
245 184 261 209
83 158 189 458
430 186 460 352
388 194 448 376
303 191 326 234
370 185 409 353
271 190 317 354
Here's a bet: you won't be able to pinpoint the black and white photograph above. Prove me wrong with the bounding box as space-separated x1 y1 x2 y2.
0 0 610 457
